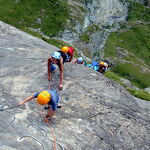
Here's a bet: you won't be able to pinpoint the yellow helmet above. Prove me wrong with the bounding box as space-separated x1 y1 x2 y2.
61 46 69 53
37 91 51 105
100 61 104 65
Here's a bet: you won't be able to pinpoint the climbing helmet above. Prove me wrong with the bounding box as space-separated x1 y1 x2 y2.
37 91 51 105
61 46 69 53
77 57 83 63
51 52 61 59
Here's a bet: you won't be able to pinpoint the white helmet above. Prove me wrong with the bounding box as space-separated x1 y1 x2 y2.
51 52 61 59
104 62 108 67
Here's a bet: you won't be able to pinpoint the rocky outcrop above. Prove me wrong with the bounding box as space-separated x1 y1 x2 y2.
0 21 150 150
61 0 128 58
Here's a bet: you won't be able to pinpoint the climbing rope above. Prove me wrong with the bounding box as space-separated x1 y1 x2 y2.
48 80 51 90
35 100 57 150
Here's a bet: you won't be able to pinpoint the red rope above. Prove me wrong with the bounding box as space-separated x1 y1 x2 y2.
35 100 56 150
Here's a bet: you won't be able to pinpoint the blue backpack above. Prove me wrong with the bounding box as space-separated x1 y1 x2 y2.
87 60 99 71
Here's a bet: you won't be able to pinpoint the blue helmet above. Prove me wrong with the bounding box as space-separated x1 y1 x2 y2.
51 52 61 59
77 57 83 63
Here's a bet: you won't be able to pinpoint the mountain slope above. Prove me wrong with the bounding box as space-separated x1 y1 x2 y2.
0 0 70 36
0 21 150 150
103 1 150 100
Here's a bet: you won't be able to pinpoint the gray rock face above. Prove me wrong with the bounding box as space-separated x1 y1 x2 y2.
62 0 128 57
85 0 127 25
121 78 132 88
144 87 150 93
0 21 150 150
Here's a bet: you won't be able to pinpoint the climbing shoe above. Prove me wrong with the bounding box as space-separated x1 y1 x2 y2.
57 105 61 109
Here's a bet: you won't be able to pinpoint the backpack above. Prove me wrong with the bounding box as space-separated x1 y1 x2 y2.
87 60 99 71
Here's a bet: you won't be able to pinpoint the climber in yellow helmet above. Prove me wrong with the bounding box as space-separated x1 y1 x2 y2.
61 46 74 62
18 89 60 120
98 61 109 73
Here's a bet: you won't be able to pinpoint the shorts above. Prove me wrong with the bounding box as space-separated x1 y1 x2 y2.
50 64 56 71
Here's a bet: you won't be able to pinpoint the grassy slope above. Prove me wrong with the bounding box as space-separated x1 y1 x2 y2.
104 1 150 100
104 23 150 66
0 0 70 36
0 0 82 57
105 71 150 101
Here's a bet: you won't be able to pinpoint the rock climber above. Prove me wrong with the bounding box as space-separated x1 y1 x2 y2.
47 51 68 90
18 89 60 120
73 57 84 64
61 46 74 62
98 61 109 73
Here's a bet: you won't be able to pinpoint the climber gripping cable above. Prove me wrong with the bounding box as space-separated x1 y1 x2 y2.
18 89 60 120
47 51 68 90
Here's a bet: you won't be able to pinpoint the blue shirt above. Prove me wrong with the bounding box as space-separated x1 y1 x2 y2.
33 89 60 111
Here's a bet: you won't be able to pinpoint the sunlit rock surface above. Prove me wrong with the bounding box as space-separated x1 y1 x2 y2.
0 21 150 150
